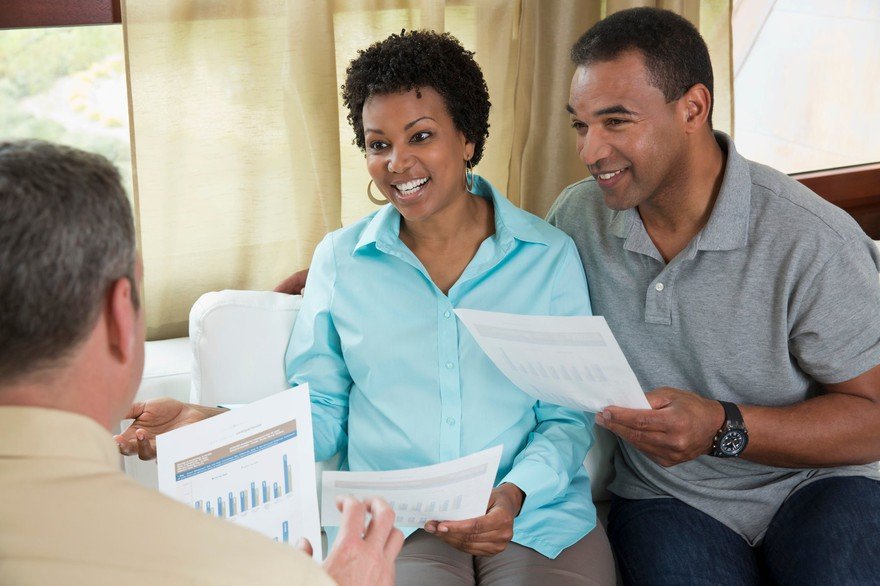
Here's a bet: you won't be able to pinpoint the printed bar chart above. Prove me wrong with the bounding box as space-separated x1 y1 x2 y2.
157 387 323 560
193 452 294 519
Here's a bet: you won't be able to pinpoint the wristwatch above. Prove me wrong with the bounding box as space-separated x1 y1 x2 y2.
710 401 749 457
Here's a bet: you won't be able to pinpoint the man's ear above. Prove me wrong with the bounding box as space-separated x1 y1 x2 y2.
681 83 712 133
106 277 137 363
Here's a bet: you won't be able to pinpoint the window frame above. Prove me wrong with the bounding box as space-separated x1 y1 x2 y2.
0 0 120 29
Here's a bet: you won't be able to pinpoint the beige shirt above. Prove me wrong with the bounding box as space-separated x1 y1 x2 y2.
0 406 335 586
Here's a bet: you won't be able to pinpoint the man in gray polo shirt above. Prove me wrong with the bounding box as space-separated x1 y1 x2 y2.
547 7 880 585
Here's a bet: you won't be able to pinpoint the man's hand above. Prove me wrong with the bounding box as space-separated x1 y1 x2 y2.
596 387 724 467
114 399 225 460
423 483 524 556
323 497 404 586
274 268 310 295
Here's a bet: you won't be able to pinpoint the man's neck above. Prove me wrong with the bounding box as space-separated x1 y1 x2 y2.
0 367 117 432
638 132 726 262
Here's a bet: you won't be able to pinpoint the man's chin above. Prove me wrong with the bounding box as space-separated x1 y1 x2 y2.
601 190 638 211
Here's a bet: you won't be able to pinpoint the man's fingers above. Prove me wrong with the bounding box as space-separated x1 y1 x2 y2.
384 527 404 560
336 496 367 542
363 497 396 546
295 537 314 556
599 417 667 446
599 407 667 432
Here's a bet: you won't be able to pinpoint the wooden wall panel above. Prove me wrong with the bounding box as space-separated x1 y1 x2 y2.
0 0 120 29
794 164 880 239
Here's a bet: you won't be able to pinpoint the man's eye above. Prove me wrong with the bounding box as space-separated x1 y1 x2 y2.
411 131 431 143
570 121 587 131
607 118 627 126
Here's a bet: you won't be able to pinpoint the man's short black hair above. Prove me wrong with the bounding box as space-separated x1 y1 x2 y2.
571 7 714 126
342 30 491 165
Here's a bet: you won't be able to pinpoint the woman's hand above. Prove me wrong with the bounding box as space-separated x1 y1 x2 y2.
114 398 226 460
423 483 524 556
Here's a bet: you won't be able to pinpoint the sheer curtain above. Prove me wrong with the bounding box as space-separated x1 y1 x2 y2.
123 0 731 339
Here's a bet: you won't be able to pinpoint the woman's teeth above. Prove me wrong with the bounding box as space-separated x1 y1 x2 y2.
395 177 429 194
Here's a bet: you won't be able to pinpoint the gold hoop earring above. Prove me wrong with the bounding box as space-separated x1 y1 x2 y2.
367 180 389 205
465 159 475 192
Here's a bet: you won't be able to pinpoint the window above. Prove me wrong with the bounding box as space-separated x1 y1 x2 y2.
733 0 880 174
0 1 131 194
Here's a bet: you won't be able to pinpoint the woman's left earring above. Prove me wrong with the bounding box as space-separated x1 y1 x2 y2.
367 180 389 205
465 159 475 192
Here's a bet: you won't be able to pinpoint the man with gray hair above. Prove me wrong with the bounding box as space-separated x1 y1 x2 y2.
0 139 402 585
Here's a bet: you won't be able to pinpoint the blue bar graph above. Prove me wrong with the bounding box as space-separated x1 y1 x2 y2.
193 453 294 517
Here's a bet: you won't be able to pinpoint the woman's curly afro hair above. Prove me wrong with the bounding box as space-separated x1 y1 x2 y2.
341 30 491 166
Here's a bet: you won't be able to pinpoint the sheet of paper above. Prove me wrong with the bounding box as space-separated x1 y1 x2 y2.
321 445 503 528
455 309 650 412
157 385 322 560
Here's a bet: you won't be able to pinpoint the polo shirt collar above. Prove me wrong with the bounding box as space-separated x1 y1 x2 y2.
354 174 549 253
699 132 751 251
608 131 751 253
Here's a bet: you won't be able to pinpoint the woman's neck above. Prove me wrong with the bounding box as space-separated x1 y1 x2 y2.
399 191 494 251
399 190 495 295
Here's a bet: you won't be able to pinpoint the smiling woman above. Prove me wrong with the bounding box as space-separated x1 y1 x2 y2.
281 31 616 584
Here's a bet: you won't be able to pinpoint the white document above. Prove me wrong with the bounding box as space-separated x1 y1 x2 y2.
157 385 322 560
455 309 650 412
321 445 503 528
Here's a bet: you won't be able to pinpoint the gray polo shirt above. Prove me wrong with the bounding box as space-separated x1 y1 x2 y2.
547 132 880 545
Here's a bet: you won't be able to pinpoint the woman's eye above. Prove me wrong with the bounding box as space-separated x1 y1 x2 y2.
369 141 387 151
411 131 431 143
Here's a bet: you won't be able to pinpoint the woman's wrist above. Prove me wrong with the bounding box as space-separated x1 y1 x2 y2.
498 482 526 516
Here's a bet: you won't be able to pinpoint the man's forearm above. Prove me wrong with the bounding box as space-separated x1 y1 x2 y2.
741 393 880 468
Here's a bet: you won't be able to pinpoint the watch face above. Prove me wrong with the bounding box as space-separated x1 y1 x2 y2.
719 430 747 456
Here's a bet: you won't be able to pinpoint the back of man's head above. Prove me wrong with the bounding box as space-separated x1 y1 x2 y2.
571 7 714 126
0 140 137 387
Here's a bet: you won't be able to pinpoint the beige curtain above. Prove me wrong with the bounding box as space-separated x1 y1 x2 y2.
123 0 731 339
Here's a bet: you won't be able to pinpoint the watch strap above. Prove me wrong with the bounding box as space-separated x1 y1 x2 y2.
719 400 744 427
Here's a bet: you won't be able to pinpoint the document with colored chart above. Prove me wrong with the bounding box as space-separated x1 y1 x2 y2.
455 309 651 412
321 445 503 528
156 385 321 560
